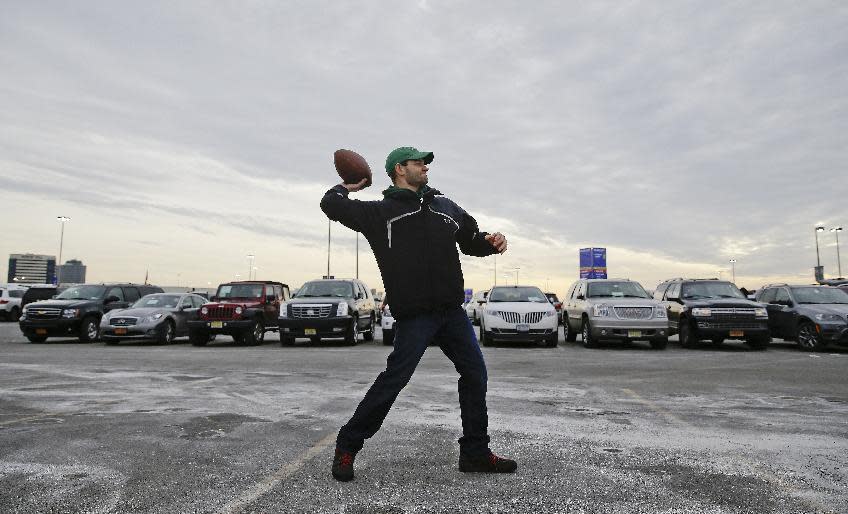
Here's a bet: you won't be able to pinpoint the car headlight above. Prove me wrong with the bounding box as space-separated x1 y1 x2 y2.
485 309 500 317
235 306 243 315
201 306 208 315
592 304 611 317
754 307 768 318
544 310 556 317
691 308 712 317
337 302 349 316
815 313 843 322
279 302 288 318
61 308 80 319
653 306 667 318
145 313 164 322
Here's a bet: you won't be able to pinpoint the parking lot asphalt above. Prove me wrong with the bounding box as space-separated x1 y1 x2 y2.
0 321 846 514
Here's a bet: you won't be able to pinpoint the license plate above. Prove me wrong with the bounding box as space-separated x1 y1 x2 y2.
114 328 127 335
729 330 744 337
304 328 317 335
210 321 223 329
516 324 530 333
628 330 641 338
36 328 47 335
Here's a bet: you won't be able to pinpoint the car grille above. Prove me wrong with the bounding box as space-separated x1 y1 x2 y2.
110 317 138 326
524 312 546 324
291 304 333 318
493 311 548 324
495 311 521 324
700 309 763 329
26 307 62 319
614 307 653 319
206 305 236 319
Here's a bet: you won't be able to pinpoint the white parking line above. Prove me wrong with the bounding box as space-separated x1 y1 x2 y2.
217 432 337 514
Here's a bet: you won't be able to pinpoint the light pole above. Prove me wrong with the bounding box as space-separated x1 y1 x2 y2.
815 225 826 281
356 233 359 279
493 254 497 286
56 216 70 284
832 227 843 277
717 270 725 280
252 266 258 280
512 267 521 285
327 220 332 279
729 259 736 283
246 254 255 280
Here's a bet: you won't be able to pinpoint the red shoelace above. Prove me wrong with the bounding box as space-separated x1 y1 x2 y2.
338 453 354 467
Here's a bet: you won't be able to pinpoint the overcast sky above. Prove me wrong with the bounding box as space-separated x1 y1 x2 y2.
2 1 846 294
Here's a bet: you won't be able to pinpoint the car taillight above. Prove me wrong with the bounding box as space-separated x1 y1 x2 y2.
0 300 8 304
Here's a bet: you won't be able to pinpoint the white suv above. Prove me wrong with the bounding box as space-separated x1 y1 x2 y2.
479 285 559 347
0 285 27 322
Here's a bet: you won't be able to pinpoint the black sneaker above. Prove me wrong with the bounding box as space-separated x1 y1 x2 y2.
332 449 356 482
458 452 517 473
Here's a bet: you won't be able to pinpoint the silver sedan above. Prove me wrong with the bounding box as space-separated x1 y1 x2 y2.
100 293 209 344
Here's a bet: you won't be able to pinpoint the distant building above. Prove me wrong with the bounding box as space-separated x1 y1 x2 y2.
57 259 86 284
8 253 56 284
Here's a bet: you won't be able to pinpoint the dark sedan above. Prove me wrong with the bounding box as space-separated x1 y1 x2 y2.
100 293 209 344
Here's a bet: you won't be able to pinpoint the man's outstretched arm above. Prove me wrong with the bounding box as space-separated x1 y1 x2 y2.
320 178 371 233
457 209 507 257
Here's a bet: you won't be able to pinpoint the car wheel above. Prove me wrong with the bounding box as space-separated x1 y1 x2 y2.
746 334 770 350
650 337 668 350
26 335 47 343
546 330 559 348
564 317 577 342
9 307 21 322
472 311 479 326
156 320 175 345
581 318 597 348
243 319 264 346
382 328 394 346
678 318 696 348
79 317 100 343
363 314 375 342
189 331 208 346
345 317 359 345
797 322 825 351
479 320 490 347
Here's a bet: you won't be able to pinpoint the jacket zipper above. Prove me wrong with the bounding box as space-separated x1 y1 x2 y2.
386 202 422 249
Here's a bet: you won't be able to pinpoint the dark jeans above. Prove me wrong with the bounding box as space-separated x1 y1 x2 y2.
336 306 490 457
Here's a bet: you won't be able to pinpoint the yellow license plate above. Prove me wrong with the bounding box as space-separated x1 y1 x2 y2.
628 330 641 338
304 328 317 335
114 328 127 335
211 321 223 329
729 330 744 337
36 328 47 335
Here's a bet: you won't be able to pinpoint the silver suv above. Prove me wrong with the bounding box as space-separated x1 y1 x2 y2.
562 278 669 349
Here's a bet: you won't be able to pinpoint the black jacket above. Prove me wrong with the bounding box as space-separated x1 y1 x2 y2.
321 184 497 320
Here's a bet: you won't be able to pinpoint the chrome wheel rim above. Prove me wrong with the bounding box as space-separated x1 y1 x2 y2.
87 321 98 340
166 323 174 343
253 323 263 342
797 325 817 349
582 322 589 343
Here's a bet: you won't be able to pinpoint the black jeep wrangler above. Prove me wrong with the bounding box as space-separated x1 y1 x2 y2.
654 278 770 350
19 283 163 343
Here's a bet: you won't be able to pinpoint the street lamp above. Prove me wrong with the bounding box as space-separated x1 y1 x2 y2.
512 267 521 285
815 225 826 281
832 227 843 278
729 259 737 283
56 216 70 284
356 233 359 279
246 254 255 280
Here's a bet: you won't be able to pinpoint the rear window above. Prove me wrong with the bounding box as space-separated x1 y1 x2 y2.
9 290 24 298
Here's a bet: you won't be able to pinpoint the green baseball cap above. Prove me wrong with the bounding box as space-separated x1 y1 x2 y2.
385 147 434 176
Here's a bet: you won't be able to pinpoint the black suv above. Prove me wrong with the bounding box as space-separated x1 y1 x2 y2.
654 278 770 349
755 284 848 351
19 283 163 343
278 278 377 345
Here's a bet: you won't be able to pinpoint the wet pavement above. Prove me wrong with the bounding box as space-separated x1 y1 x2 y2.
0 322 846 513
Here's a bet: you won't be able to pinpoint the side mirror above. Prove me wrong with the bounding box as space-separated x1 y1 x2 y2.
210 296 218 302
105 295 120 304
478 300 485 305
266 295 276 303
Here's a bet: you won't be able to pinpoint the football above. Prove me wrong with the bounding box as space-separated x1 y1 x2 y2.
334 149 372 187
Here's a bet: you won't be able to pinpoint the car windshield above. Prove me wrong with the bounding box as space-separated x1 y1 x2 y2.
56 285 106 300
295 281 354 298
587 281 649 298
132 294 181 309
488 287 548 302
792 287 848 304
217 284 264 299
545 294 559 303
681 281 745 299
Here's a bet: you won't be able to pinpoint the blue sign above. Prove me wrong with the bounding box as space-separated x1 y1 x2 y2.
464 288 474 302
579 247 607 279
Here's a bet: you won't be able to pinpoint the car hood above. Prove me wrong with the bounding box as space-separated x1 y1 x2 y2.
289 297 350 304
485 301 556 313
24 299 95 309
798 303 848 316
683 298 762 309
585 297 660 307
107 307 174 317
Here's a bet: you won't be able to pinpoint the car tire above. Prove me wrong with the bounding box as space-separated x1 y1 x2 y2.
382 328 395 346
746 334 770 350
345 317 359 345
678 318 696 348
479 320 490 347
650 337 668 350
546 330 559 348
564 317 577 342
797 322 826 351
472 311 479 326
189 331 208 346
9 307 21 322
581 318 597 348
156 320 176 345
26 335 47 343
242 319 264 346
363 314 375 342
78 316 100 343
